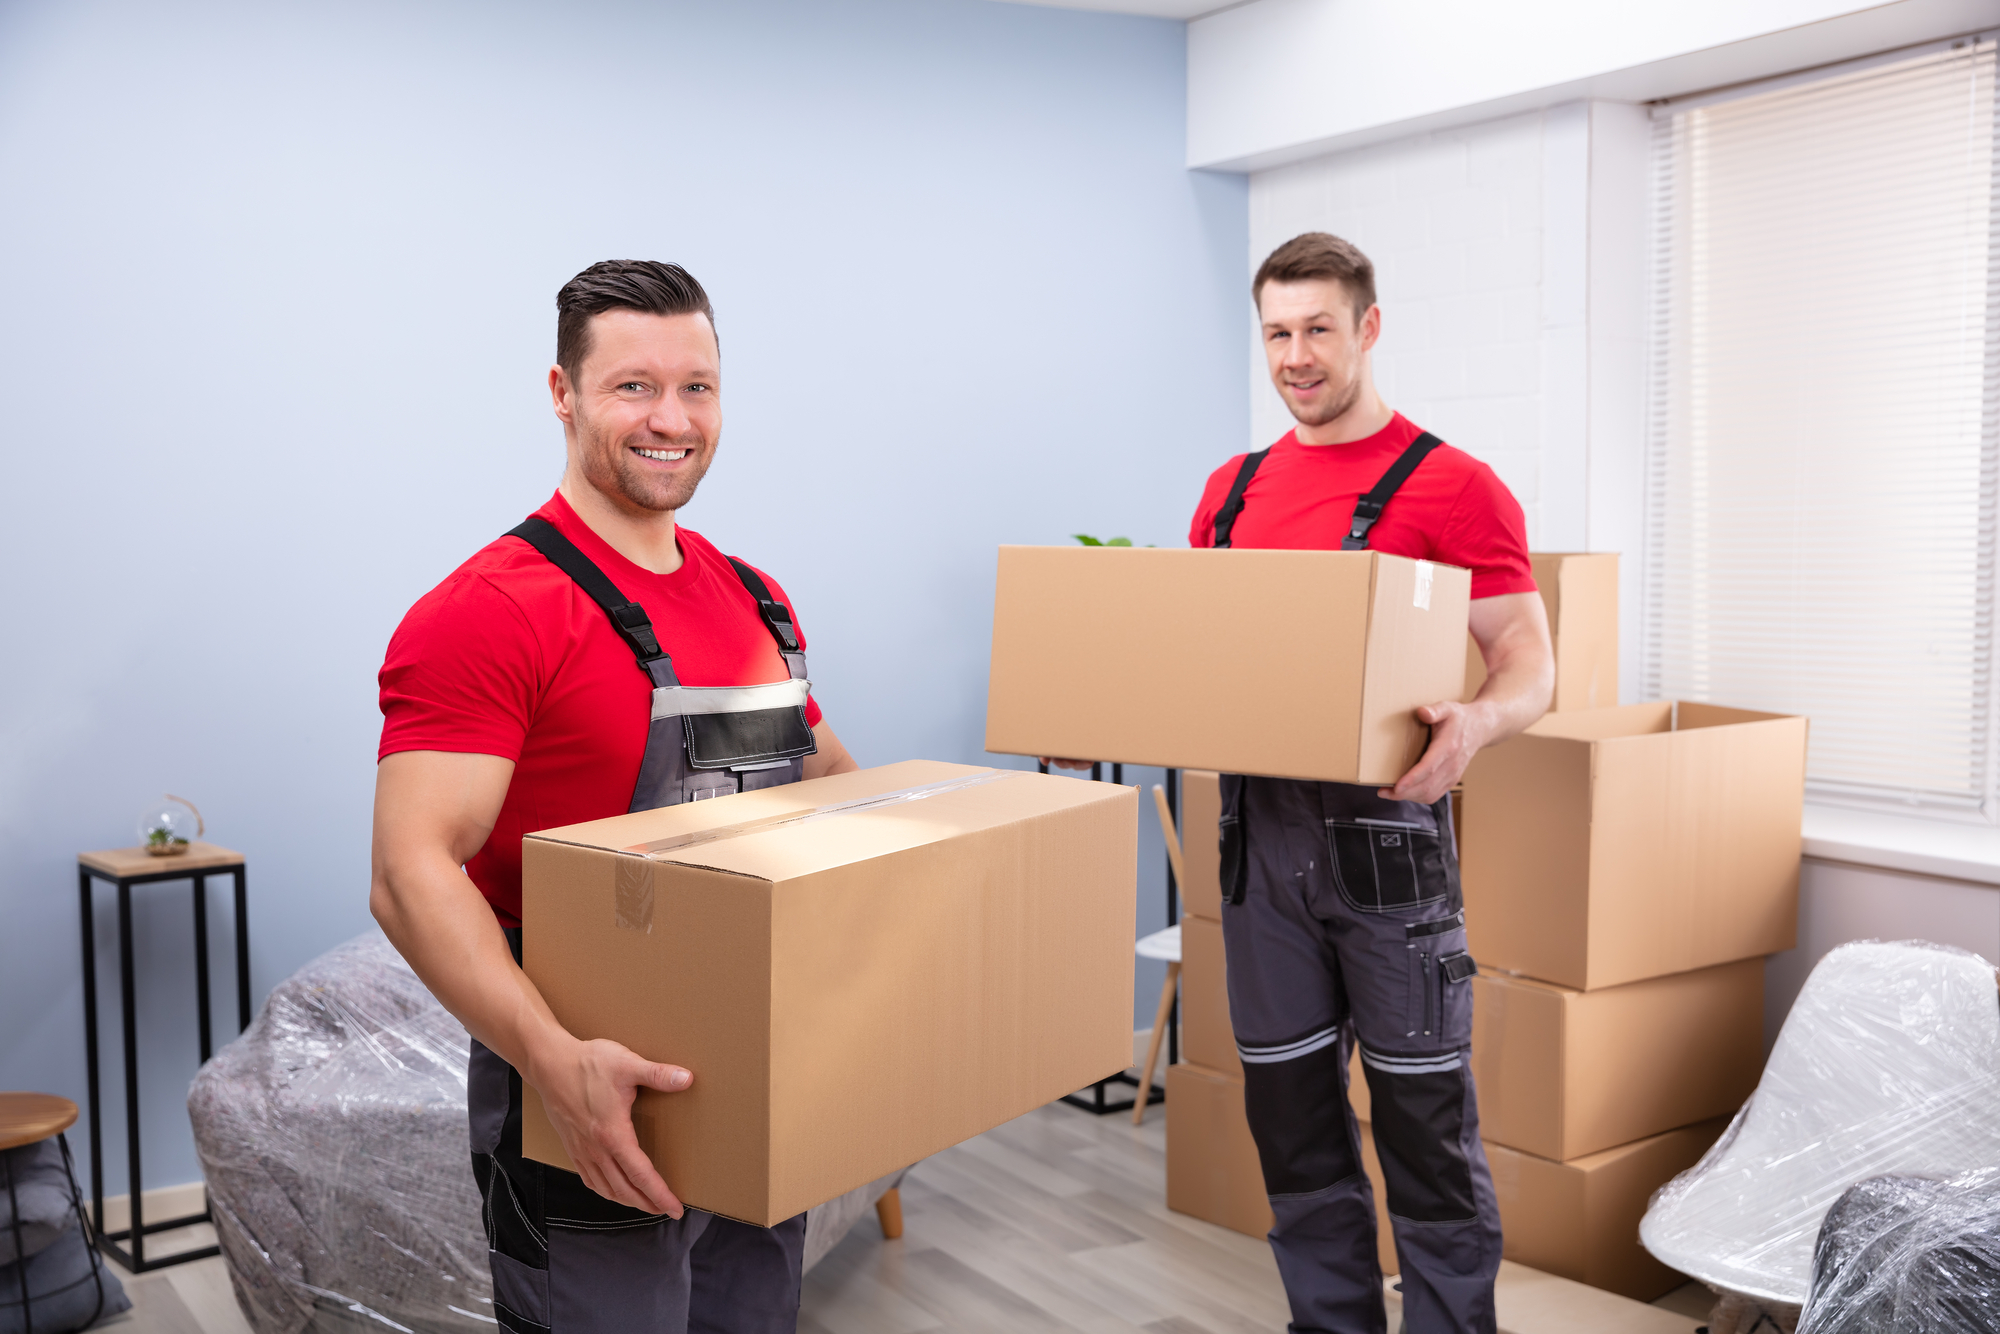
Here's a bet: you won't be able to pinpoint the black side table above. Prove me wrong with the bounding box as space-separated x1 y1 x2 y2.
77 843 249 1272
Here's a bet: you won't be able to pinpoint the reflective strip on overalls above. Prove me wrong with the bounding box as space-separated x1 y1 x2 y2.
1211 432 1504 1334
467 517 813 1334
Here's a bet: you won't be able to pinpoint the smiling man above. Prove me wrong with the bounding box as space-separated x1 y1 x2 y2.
370 261 856 1333
1190 235 1553 1334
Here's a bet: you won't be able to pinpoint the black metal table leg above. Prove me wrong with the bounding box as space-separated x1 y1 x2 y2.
232 866 250 1033
192 875 212 1064
116 883 143 1271
1166 767 1180 1069
78 869 103 1249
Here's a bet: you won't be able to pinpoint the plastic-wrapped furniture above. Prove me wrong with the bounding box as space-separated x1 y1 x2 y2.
1797 1167 2000 1333
1640 940 2000 1312
190 931 905 1334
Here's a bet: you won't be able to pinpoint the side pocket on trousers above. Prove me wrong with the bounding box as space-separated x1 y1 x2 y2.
1219 814 1248 906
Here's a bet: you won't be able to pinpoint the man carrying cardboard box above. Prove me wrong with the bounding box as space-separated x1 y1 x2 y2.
1186 234 1554 1334
369 261 859 1334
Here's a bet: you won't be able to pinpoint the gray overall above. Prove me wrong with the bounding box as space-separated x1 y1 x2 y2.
467 517 818 1334
1211 436 1504 1334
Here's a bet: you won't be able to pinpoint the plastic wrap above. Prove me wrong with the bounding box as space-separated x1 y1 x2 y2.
1639 940 2000 1306
1797 1168 2000 1333
190 929 905 1334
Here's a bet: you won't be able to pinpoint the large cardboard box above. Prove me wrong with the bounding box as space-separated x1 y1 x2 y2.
1487 1119 1727 1302
986 547 1471 786
1471 961 1764 1161
1461 702 1807 990
1464 553 1620 712
518 761 1136 1226
1181 916 1236 1075
1167 1063 1398 1277
1180 770 1223 922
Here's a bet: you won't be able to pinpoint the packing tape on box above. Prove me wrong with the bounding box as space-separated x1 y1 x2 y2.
622 770 1015 859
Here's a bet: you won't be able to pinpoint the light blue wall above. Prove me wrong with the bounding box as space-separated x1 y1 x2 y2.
0 0 1245 1190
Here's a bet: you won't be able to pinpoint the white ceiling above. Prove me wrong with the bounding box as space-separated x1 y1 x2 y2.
988 0 1234 20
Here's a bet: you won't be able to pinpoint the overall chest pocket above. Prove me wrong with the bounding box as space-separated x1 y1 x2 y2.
1326 819 1450 913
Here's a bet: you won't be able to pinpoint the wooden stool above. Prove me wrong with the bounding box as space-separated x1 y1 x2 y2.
1 1092 110 1333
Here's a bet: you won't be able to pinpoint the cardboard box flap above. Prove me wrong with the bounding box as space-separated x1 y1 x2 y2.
527 761 1128 884
1676 701 1797 730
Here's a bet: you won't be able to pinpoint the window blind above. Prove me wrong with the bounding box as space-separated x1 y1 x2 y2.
1645 38 2000 817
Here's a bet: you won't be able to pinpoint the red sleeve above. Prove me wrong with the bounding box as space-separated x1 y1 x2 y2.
1436 464 1537 600
1187 457 1244 549
735 562 824 728
378 574 545 761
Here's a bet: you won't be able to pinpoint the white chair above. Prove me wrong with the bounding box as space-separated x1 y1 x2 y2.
1640 939 2000 1306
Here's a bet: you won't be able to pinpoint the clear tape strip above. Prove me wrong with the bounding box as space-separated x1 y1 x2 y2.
623 770 1014 858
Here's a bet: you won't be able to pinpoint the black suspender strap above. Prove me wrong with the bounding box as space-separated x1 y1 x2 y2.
506 517 678 684
725 557 802 655
1209 449 1269 549
1342 431 1443 551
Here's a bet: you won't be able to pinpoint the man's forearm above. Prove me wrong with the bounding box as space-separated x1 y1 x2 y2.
1466 645 1554 751
369 857 576 1087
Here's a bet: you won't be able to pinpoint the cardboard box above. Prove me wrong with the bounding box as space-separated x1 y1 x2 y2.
1180 770 1222 922
518 760 1136 1226
1487 1119 1727 1302
986 547 1470 786
1471 961 1764 1161
1167 1063 1399 1277
1461 702 1807 990
1182 916 1235 1075
1465 553 1620 712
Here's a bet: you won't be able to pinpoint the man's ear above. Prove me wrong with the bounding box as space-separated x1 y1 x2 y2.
548 365 575 425
1358 304 1382 353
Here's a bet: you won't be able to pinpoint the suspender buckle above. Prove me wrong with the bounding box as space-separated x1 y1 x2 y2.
612 603 663 657
757 600 801 652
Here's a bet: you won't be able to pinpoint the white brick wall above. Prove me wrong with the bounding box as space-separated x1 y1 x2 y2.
1248 109 1557 542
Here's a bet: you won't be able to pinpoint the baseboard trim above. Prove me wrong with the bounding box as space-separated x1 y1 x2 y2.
91 1181 207 1233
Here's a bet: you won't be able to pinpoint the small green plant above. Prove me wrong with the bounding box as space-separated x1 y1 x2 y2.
146 826 188 849
1073 534 1134 547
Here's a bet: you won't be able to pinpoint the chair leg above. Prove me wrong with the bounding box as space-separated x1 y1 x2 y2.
1133 960 1181 1125
874 1187 904 1240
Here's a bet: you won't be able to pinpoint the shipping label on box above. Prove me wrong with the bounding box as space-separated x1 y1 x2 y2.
518 760 1136 1226
1471 960 1764 1161
1464 553 1619 712
986 547 1470 786
1487 1118 1729 1302
1462 701 1807 990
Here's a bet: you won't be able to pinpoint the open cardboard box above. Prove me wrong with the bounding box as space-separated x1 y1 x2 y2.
986 547 1469 786
1461 701 1807 990
1464 553 1620 712
518 760 1135 1226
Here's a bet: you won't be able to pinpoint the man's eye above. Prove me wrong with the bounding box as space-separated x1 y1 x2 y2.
619 382 648 392
684 384 711 394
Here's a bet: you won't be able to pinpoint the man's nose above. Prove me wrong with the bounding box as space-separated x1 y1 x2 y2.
648 395 695 439
1282 337 1315 368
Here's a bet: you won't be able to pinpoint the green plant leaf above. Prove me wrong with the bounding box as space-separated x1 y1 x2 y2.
1106 537 1133 547
1072 534 1104 546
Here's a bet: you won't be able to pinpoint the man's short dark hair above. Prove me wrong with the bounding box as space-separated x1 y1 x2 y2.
555 260 716 382
1252 233 1376 325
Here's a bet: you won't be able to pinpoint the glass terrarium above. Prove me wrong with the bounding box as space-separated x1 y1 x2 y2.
138 795 204 856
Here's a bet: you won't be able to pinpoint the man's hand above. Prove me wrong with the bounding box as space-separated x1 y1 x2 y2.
534 1036 692 1216
1380 590 1554 805
1379 700 1492 804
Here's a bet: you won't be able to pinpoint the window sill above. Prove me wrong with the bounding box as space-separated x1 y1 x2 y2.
1802 804 2000 887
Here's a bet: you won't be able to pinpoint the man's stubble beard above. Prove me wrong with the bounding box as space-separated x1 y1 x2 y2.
1286 364 1363 429
577 414 715 514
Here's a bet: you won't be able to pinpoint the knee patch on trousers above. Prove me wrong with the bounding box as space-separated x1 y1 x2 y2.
1239 1028 1360 1196
1360 1047 1477 1223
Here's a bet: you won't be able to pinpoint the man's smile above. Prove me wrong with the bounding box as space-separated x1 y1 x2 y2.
634 447 689 462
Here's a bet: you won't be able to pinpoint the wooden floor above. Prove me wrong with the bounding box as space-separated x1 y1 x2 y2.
102 1094 1716 1333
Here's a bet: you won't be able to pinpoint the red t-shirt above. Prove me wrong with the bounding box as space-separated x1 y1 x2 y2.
378 492 824 926
1188 413 1535 599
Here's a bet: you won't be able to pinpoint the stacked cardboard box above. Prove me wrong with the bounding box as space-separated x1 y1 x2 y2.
1458 700 1808 1298
1463 553 1620 712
